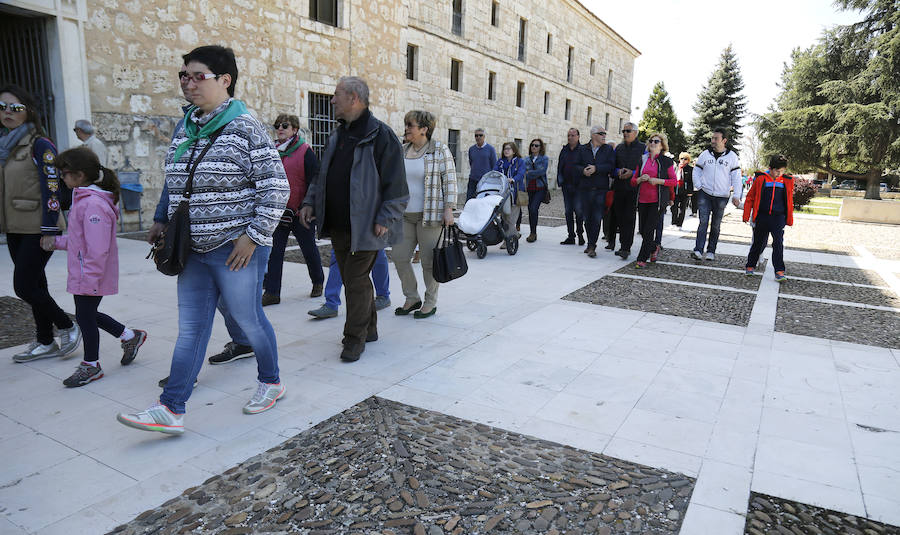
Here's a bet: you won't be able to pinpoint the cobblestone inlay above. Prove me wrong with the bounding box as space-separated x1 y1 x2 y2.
0 296 38 350
564 275 756 326
786 264 887 286
536 216 567 228
744 492 900 535
616 262 763 291
659 247 766 271
284 243 334 266
109 397 695 535
779 279 900 308
776 297 900 349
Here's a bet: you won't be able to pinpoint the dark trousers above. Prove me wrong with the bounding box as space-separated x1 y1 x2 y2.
671 194 688 227
602 200 613 241
7 233 73 345
330 230 378 347
579 188 607 248
561 184 583 238
746 213 787 273
73 295 125 362
637 203 661 262
610 190 637 251
466 178 480 201
654 205 667 246
690 194 698 215
264 216 325 296
526 189 546 234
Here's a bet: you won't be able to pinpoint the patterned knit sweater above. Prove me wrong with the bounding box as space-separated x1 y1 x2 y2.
165 99 289 253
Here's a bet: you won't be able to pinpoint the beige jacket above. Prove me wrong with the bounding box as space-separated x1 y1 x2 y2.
1 129 61 234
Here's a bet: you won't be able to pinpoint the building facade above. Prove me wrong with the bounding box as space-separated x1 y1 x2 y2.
1 0 638 226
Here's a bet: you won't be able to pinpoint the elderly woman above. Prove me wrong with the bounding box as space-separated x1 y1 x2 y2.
631 132 677 268
394 110 456 319
2 84 81 362
524 138 549 242
117 46 289 435
671 152 694 227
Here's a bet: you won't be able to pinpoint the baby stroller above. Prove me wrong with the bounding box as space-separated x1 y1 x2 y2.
457 170 519 258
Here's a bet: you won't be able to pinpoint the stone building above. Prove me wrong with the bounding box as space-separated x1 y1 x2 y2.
1 0 638 228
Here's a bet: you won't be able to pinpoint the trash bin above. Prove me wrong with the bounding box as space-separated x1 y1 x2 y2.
120 182 143 211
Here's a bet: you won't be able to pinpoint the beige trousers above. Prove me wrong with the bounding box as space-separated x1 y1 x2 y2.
394 212 443 308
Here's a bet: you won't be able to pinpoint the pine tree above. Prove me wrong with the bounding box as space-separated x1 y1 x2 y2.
687 45 747 155
638 82 688 156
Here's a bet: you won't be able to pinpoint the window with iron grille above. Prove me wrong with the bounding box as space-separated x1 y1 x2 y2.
447 129 460 166
487 71 496 100
309 0 338 26
565 98 571 120
452 0 463 36
516 81 524 108
308 92 336 159
406 44 418 81
451 59 462 91
567 46 574 83
517 18 527 62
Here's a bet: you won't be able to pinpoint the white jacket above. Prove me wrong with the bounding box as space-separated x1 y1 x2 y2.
693 148 742 200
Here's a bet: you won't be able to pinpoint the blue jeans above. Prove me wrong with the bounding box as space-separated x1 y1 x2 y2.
695 190 729 254
324 249 390 310
561 184 583 238
161 243 278 414
579 188 607 247
264 216 325 296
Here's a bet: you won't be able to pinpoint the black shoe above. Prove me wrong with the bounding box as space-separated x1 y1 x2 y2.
615 249 630 260
159 375 198 388
586 247 597 258
208 342 254 365
413 307 437 319
366 330 378 343
340 343 365 362
261 293 280 306
577 235 585 246
310 284 323 298
560 237 576 245
604 243 615 250
395 301 422 316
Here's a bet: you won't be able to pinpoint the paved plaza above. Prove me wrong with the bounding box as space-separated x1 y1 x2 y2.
2 205 899 534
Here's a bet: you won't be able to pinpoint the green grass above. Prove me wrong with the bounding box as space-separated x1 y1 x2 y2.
796 197 840 216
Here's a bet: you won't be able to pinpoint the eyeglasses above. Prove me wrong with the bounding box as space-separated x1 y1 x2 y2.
474 134 484 137
0 102 26 113
593 132 607 136
648 139 662 144
622 129 634 133
530 143 541 147
680 157 689 161
274 123 293 129
178 71 220 83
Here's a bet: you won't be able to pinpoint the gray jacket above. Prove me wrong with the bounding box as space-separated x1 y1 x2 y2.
304 111 408 252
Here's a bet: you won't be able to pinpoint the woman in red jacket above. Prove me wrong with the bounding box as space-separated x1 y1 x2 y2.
630 132 677 268
742 154 794 282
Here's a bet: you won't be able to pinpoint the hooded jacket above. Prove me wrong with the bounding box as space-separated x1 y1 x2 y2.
743 171 795 226
54 186 119 296
694 148 743 200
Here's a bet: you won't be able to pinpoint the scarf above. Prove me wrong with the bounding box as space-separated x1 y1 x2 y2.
277 133 306 158
0 123 34 167
173 99 248 162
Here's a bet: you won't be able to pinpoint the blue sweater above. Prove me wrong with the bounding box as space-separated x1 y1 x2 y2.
468 143 497 181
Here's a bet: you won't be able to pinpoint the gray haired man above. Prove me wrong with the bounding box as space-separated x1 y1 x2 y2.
73 119 108 166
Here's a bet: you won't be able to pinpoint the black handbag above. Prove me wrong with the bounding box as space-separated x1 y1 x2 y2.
542 185 551 204
432 224 468 283
147 127 224 276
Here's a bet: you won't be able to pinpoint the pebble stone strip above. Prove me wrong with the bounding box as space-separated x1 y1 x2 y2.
107 397 695 535
0 296 38 350
775 297 900 349
744 493 900 535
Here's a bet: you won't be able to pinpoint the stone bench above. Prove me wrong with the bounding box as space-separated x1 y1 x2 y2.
839 198 900 224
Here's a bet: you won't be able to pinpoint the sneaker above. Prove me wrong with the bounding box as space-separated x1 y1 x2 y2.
12 341 60 363
310 283 323 298
577 235 585 246
375 295 391 311
614 249 630 260
691 250 703 260
635 261 647 269
308 304 338 318
117 402 184 435
120 330 147 365
704 252 715 261
650 245 660 263
604 243 615 250
775 271 787 283
340 343 365 362
58 323 82 358
208 342 254 365
63 362 104 387
744 267 755 276
159 375 198 388
560 237 576 245
586 247 597 258
243 381 285 414
526 233 537 243
261 293 280 306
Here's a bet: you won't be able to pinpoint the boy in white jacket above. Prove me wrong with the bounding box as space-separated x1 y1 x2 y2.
691 127 743 261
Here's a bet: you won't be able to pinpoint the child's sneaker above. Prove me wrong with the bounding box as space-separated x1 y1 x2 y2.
63 362 103 387
116 402 184 435
58 323 82 358
745 267 755 276
121 330 147 365
775 271 787 282
635 261 648 269
650 245 660 263
12 341 60 363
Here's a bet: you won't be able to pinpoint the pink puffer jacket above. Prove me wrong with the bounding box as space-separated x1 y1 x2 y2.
54 186 119 296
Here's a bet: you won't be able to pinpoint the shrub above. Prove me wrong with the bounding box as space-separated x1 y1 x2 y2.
793 177 818 209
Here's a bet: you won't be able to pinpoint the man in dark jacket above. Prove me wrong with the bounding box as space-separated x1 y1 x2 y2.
610 122 645 259
556 128 584 245
300 77 408 362
574 126 616 257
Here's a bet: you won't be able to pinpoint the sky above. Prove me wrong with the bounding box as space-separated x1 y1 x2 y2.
582 0 860 130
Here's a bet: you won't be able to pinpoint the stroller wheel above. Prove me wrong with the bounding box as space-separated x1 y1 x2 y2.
466 239 477 251
506 237 519 256
476 243 488 259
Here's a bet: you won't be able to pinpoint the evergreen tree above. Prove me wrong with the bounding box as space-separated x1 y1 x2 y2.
687 45 748 155
638 82 688 155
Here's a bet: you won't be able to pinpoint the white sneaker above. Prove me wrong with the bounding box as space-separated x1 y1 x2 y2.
691 250 703 260
12 341 60 363
116 402 185 435
704 252 715 261
243 381 285 414
58 323 82 357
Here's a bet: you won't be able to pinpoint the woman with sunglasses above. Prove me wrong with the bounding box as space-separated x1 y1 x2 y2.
630 132 677 268
1 84 81 362
671 152 694 227
524 138 549 242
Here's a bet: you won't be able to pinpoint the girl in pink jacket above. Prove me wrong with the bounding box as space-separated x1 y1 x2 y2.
40 147 147 387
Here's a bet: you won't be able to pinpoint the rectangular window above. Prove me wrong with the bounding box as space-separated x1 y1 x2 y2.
406 44 418 81
565 98 571 120
308 92 336 158
586 106 592 126
590 58 595 76
543 91 550 115
546 33 552 53
452 0 463 36
487 71 496 100
514 138 523 153
618 118 623 133
607 69 613 98
450 59 462 91
309 0 338 26
567 46 574 83
517 18 527 62
448 129 460 166
491 1 499 26
605 112 610 130
516 81 525 108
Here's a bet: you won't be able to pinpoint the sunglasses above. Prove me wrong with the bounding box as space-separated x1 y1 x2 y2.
622 129 634 133
680 157 689 161
648 139 662 144
474 134 484 137
274 122 293 129
178 71 220 83
0 102 26 113
530 143 541 147
593 132 607 136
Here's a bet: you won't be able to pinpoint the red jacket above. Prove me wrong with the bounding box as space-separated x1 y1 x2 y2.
743 171 794 226
281 142 310 213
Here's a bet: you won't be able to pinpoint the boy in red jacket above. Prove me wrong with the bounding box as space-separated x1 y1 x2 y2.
742 154 794 282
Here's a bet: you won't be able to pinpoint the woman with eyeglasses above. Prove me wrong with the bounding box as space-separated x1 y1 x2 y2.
671 152 694 227
1 84 82 363
524 138 549 242
630 132 677 268
494 141 526 247
260 114 324 306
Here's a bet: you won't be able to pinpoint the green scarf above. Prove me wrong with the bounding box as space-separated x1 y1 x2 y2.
278 134 306 158
172 99 248 162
